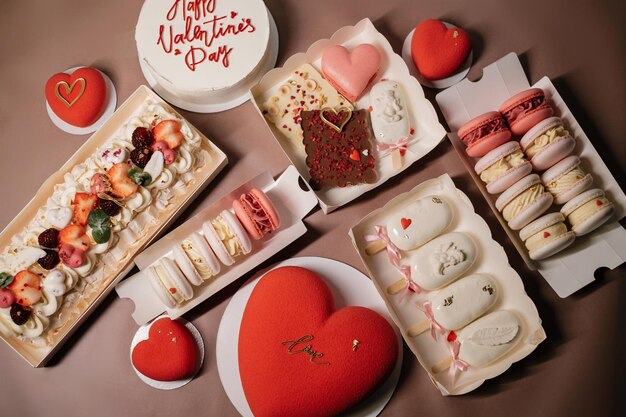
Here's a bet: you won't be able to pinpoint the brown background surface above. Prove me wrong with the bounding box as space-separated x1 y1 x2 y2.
1 0 625 416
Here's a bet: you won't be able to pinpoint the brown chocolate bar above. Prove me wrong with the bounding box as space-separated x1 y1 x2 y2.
301 109 377 190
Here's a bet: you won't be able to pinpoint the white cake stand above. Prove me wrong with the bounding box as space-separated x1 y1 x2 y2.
138 9 279 113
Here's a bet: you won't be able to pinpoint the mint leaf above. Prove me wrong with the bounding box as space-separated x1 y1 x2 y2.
127 168 152 186
0 272 14 288
88 209 111 244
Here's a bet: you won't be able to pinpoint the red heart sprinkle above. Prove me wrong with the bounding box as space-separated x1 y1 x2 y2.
409 128 415 135
349 150 360 161
543 232 551 238
447 331 457 342
368 106 373 112
400 218 412 229
169 287 177 294
174 49 181 55
231 11 238 18
596 200 603 206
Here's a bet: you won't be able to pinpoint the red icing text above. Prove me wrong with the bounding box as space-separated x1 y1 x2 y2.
157 0 256 71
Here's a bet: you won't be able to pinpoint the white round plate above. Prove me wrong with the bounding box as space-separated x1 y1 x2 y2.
216 256 403 417
401 22 473 90
130 314 205 390
45 66 117 135
138 9 279 113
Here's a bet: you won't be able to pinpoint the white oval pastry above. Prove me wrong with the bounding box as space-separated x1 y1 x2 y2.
456 310 522 367
407 232 477 291
370 79 411 144
386 195 453 251
431 273 498 331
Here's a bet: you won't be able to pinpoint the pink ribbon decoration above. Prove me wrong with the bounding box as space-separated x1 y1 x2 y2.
448 340 469 381
419 301 446 341
376 136 410 158
364 225 402 267
397 265 422 302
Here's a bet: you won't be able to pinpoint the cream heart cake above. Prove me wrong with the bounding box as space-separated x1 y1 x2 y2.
238 266 398 417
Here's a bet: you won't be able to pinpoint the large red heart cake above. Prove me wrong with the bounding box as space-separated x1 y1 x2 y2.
410 19 471 80
45 67 107 127
131 317 197 382
238 266 398 417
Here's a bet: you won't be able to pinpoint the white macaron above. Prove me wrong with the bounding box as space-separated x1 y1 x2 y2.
147 257 193 309
203 210 252 266
519 212 575 260
560 188 614 235
172 232 221 286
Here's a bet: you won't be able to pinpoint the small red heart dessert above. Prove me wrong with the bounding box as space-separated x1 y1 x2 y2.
401 217 412 229
239 266 398 417
45 67 107 128
132 317 197 381
411 19 471 80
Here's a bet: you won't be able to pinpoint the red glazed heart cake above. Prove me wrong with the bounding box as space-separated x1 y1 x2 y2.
411 19 471 80
132 317 198 381
238 266 398 417
45 67 107 127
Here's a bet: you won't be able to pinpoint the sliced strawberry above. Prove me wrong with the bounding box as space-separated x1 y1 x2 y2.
8 270 42 307
58 225 90 252
153 120 183 149
108 162 138 198
71 192 98 226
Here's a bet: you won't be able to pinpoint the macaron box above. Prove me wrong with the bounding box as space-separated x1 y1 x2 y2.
116 167 318 324
436 53 626 297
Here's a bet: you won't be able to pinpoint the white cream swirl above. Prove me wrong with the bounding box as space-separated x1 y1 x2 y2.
21 314 48 338
171 147 194 174
33 288 60 317
148 167 175 190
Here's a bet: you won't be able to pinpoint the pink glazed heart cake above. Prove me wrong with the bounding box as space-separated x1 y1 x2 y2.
135 0 272 105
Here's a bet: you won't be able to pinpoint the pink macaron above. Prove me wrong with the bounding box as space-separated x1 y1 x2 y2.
541 155 593 205
474 141 532 194
520 117 575 171
232 188 281 240
560 188 614 235
495 174 554 230
203 210 252 266
519 212 575 260
499 88 553 136
457 111 512 157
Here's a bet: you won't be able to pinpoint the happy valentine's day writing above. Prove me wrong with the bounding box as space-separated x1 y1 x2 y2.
281 335 330 365
157 0 256 71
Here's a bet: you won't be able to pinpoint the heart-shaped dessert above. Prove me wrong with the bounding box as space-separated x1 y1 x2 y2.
321 44 381 102
238 266 398 417
410 19 471 80
45 67 107 128
131 317 197 381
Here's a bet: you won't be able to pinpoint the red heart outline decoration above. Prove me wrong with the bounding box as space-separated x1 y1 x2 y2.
238 266 398 417
411 19 471 80
132 318 197 381
45 67 106 128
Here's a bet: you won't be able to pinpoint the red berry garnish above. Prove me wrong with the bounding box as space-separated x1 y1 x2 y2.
38 228 59 249
132 127 154 149
10 304 31 325
98 197 121 217
130 147 153 169
37 249 60 270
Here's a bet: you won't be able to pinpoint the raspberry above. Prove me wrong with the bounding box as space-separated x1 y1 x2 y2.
38 249 60 270
132 127 154 149
38 228 59 249
98 197 121 217
130 147 153 168
10 304 31 325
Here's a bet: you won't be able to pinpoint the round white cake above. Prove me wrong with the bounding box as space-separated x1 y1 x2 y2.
136 0 274 111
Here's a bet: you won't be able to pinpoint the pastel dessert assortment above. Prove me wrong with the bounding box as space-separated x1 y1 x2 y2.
352 174 545 393
410 19 472 80
238 266 398 417
0 96 209 343
131 317 199 382
45 67 107 128
146 188 281 308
